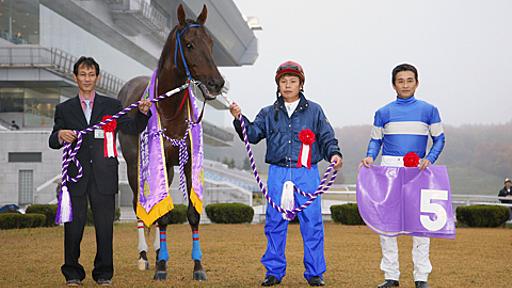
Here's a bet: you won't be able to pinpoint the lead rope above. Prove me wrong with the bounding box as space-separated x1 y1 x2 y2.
55 83 189 224
237 114 337 220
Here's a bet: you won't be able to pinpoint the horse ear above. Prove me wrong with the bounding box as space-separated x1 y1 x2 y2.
196 5 208 25
177 4 186 26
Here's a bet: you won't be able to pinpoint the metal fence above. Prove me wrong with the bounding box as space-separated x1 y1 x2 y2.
49 47 125 94
318 190 512 210
0 46 125 96
107 0 170 40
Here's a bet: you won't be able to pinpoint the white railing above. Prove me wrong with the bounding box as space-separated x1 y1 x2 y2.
319 190 512 209
203 160 259 191
108 0 169 39
250 190 512 223
451 194 512 207
116 177 253 222
204 178 253 207
49 47 125 94
0 46 125 96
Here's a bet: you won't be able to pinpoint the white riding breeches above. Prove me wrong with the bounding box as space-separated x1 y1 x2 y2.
379 156 433 282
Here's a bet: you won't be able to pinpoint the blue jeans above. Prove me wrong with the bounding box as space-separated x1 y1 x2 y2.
261 164 325 281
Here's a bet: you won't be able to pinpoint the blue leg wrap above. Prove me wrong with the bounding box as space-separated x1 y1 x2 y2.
158 228 169 262
192 232 202 260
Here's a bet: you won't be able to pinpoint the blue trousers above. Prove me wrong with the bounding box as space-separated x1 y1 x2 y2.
261 164 325 281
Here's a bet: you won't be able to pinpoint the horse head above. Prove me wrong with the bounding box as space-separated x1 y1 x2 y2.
159 4 224 100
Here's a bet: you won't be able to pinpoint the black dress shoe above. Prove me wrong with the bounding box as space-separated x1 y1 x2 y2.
261 275 281 286
415 281 429 288
96 279 112 286
65 279 82 287
377 279 400 288
308 276 325 286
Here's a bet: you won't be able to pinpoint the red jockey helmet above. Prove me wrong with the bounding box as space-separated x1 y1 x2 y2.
275 61 305 85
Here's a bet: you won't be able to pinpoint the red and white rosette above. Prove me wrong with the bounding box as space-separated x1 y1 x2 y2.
297 129 316 169
102 115 118 158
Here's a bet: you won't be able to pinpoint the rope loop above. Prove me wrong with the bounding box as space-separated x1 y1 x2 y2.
237 114 337 219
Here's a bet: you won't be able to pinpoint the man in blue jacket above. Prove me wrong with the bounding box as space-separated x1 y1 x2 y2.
230 61 343 286
361 64 445 288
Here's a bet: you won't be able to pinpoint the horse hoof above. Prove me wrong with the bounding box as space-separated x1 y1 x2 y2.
193 270 207 281
137 258 149 271
153 271 167 281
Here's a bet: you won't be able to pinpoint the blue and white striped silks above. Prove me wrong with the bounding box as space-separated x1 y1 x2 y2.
261 164 325 281
366 96 445 163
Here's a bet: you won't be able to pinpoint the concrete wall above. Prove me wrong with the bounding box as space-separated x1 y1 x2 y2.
0 130 61 206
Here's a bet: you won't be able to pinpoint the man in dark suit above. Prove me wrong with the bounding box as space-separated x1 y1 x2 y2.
498 178 512 220
49 57 151 287
498 178 512 203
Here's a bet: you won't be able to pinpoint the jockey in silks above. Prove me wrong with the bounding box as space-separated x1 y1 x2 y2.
361 63 445 288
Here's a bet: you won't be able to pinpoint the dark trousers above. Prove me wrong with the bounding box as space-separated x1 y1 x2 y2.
61 174 115 281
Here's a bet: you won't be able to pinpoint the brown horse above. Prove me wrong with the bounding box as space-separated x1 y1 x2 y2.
117 4 224 281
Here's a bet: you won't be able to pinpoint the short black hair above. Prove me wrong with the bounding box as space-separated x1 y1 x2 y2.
392 63 418 85
73 56 100 76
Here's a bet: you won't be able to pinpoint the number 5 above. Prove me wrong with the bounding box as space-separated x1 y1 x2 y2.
420 189 448 231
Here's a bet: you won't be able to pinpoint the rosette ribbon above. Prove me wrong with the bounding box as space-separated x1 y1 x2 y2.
102 115 117 158
297 129 316 169
404 152 420 167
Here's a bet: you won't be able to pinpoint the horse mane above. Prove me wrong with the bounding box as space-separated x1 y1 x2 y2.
157 19 199 73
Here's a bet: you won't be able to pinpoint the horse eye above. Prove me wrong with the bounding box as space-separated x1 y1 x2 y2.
186 43 194 49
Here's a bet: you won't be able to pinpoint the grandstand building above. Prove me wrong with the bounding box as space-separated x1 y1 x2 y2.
0 0 259 214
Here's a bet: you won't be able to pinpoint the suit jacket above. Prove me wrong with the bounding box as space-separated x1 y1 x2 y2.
49 94 150 196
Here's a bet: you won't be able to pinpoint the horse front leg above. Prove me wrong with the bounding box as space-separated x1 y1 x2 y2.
188 203 207 281
186 174 207 281
136 219 150 270
128 162 152 271
136 221 161 271
152 225 161 269
151 160 174 280
188 203 208 281
153 223 168 280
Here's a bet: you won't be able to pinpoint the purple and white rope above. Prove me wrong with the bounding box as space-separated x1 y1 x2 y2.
158 121 193 201
238 114 338 219
56 83 189 224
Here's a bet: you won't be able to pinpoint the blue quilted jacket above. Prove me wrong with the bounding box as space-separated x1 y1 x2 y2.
233 93 342 167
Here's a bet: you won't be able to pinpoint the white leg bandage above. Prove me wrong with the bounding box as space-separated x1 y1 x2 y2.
153 226 161 251
137 220 148 253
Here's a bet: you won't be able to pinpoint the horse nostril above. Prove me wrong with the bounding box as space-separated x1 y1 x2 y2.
207 79 225 92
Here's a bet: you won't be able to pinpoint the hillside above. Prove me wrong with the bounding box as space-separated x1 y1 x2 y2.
336 122 512 195
207 121 512 196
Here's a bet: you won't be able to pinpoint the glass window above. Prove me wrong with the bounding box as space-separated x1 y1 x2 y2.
0 88 24 112
23 87 60 127
0 0 40 44
0 87 62 128
18 169 34 205
9 152 42 163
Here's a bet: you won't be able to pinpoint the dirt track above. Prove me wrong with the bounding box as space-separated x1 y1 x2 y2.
0 223 510 287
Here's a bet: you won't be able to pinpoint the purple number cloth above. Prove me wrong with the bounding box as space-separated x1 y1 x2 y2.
357 165 455 239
